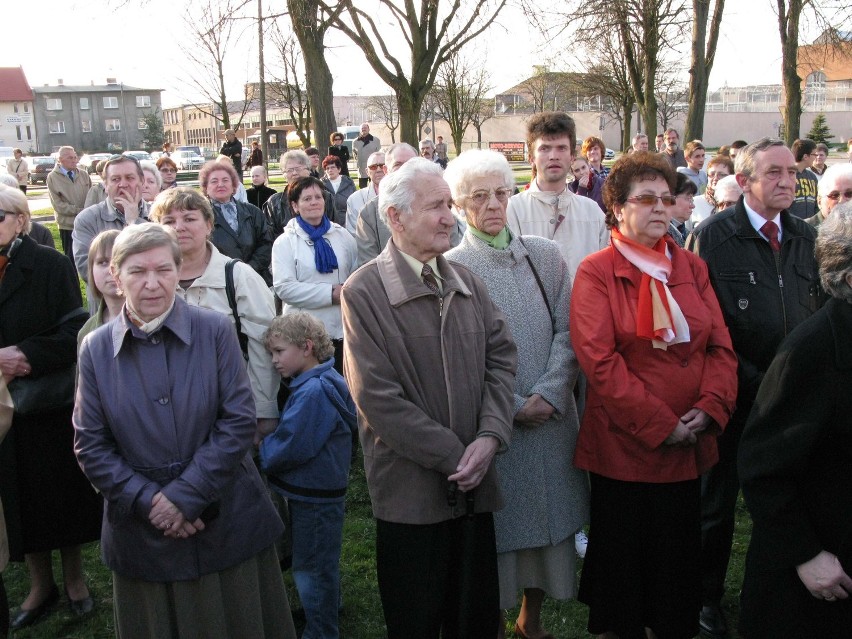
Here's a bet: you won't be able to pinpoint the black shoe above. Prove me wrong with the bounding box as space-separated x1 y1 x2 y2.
10 585 60 630
65 588 95 616
699 604 728 637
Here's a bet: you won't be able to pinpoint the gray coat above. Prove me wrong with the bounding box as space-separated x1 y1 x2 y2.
447 232 589 553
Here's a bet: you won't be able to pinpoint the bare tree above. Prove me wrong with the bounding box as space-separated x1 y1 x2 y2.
580 31 636 151
655 73 689 132
287 0 340 145
526 0 688 139
418 92 442 140
361 95 400 143
470 101 496 149
178 0 253 130
685 0 725 140
512 67 580 113
776 5 852 143
267 23 312 148
319 0 509 144
432 54 492 154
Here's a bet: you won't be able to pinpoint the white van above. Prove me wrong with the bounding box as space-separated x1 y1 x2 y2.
336 126 361 153
0 147 16 173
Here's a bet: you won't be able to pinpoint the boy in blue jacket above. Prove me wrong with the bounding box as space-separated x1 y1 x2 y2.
260 311 357 639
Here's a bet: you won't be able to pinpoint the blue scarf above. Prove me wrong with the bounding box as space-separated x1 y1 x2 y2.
296 214 338 274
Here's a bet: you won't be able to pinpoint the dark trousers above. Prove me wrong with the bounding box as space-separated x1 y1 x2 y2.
59 229 73 261
359 177 370 189
376 514 499 639
700 411 747 605
18 185 26 195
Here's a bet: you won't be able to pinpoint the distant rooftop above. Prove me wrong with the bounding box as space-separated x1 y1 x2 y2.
33 79 162 93
0 67 34 102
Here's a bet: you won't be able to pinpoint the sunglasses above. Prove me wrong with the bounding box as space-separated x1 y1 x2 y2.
368 163 385 170
826 189 852 201
625 194 677 207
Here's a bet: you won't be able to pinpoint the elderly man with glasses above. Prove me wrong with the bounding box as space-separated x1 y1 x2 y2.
345 152 386 234
262 150 337 237
806 163 852 228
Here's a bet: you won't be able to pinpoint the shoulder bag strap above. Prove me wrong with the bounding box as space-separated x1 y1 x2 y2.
518 237 554 325
225 259 249 361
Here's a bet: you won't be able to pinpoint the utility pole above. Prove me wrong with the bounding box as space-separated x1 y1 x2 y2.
258 0 268 169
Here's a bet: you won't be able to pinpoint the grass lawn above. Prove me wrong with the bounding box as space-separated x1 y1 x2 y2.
7 225 753 638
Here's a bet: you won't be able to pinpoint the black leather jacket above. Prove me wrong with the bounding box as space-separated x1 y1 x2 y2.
686 199 823 409
262 189 339 238
210 199 273 285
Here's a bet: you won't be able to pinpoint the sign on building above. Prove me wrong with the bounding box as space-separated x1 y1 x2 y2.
489 141 525 162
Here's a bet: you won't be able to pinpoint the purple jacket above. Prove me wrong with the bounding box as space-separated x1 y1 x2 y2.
74 298 283 581
569 174 606 212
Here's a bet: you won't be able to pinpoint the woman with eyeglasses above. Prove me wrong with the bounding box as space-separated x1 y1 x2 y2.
327 132 351 178
156 156 179 191
569 152 737 639
445 150 589 639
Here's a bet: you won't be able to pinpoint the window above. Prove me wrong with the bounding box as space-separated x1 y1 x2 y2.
13 103 18 113
24 103 28 113
15 126 21 140
103 96 118 109
45 98 62 110
80 97 90 110
25 125 32 140
136 95 151 107
105 118 121 131
138 118 148 129
48 121 66 134
81 120 92 133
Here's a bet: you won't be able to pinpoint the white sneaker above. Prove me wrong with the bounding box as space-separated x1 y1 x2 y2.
575 530 588 558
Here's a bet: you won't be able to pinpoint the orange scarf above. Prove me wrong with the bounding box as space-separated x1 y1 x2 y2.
611 228 690 350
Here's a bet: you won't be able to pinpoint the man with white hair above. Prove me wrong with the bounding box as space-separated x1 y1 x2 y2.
341 157 516 638
346 151 385 233
632 133 649 152
806 163 852 228
355 143 417 265
419 139 437 162
47 145 91 259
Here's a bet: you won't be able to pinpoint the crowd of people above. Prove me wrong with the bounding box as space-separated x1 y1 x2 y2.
0 115 851 639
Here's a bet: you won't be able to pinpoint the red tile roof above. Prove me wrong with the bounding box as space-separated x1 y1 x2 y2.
0 67 33 102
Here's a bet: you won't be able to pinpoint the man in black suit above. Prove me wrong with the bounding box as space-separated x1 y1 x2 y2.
686 137 823 637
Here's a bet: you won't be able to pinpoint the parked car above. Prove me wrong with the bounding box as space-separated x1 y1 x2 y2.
123 150 153 162
605 148 615 160
79 153 112 174
173 150 205 170
27 156 56 185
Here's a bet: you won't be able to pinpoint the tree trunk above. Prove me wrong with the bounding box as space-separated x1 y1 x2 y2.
397 88 422 147
621 103 634 151
289 0 336 147
778 0 803 144
686 0 724 141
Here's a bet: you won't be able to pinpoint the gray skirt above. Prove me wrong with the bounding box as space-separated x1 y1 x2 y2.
113 544 295 639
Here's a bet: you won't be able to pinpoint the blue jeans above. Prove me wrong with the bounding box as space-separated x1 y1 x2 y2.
290 500 345 639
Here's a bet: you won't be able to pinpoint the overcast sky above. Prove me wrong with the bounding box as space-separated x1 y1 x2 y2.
2 0 829 108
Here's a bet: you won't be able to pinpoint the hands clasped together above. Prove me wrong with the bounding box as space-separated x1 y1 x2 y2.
664 407 712 447
148 491 206 540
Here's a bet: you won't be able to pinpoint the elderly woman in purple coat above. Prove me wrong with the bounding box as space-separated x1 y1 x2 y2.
73 223 295 639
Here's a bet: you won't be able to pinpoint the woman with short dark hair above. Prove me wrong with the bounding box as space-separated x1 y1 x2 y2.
570 152 737 638
327 132 351 177
321 155 356 225
271 177 357 373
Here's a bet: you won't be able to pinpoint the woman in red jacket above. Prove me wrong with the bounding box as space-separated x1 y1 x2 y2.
570 152 737 639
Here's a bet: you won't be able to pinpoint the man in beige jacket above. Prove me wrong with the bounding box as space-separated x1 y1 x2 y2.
47 146 91 259
342 158 517 638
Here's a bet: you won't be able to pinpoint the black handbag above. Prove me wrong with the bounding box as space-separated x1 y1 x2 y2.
7 307 88 416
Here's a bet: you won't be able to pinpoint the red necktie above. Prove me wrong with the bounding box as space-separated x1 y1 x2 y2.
761 221 780 252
